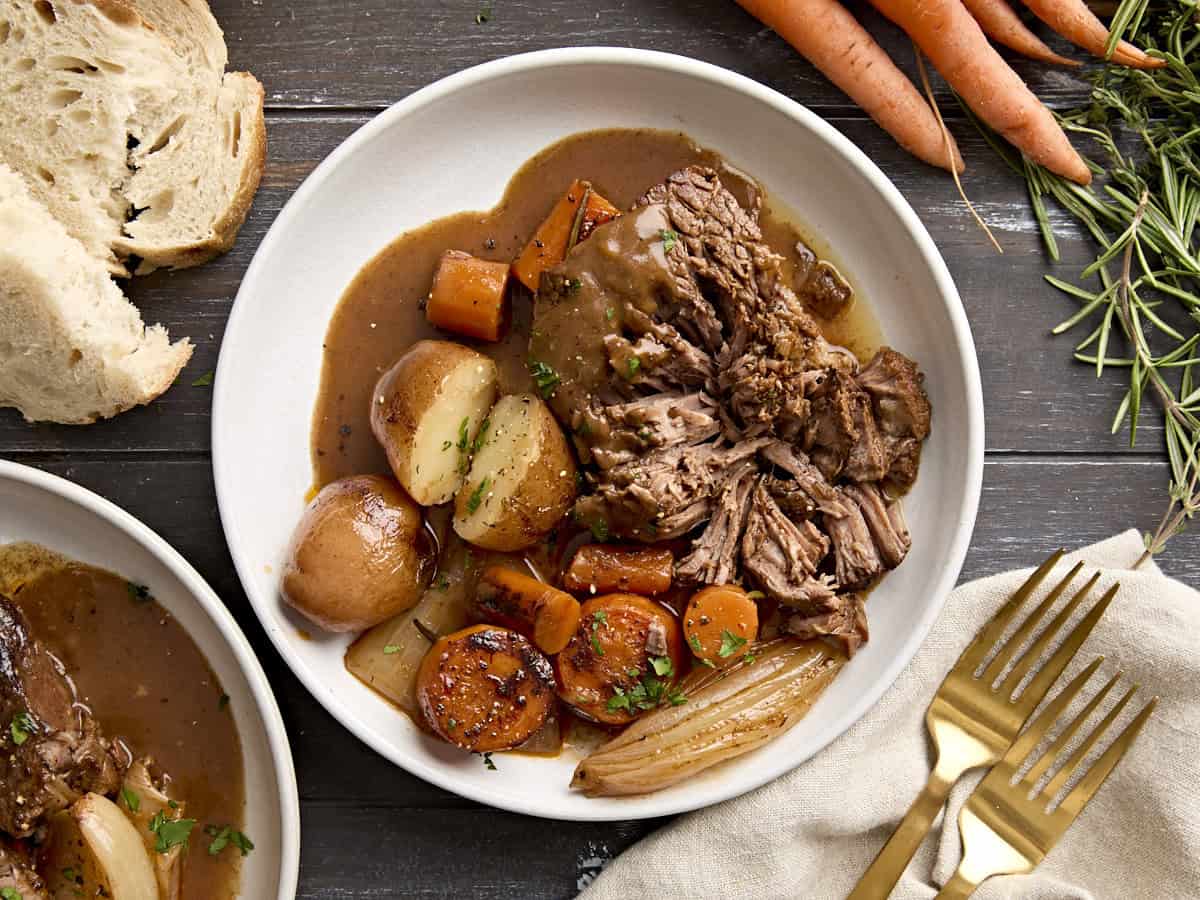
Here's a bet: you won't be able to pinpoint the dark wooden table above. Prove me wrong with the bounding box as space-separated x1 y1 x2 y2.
4 2 1196 897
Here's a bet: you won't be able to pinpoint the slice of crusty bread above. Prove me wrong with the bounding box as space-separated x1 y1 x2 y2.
0 0 265 275
0 164 192 424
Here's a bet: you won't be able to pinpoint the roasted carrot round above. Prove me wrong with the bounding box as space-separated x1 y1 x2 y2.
475 565 582 654
562 545 674 596
557 594 685 725
961 0 1078 66
870 0 1091 185
427 249 510 342
683 585 759 668
735 0 964 174
415 624 556 752
1020 0 1166 70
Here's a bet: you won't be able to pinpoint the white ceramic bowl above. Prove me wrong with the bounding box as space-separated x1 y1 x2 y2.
214 48 984 821
0 461 300 896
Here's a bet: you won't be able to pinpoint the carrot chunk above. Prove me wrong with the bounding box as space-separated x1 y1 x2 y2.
563 545 673 596
683 585 759 668
576 190 621 244
512 181 621 292
427 249 510 342
476 565 582 655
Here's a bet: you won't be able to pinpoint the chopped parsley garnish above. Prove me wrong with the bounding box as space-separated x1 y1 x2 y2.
433 573 450 591
464 549 475 571
205 824 255 857
746 590 765 601
588 517 610 543
482 751 497 771
126 581 152 603
148 810 196 853
626 356 641 379
466 477 490 514
605 657 685 713
589 610 607 657
10 711 35 746
191 371 214 387
660 229 679 254
718 630 748 658
447 718 457 730
472 417 491 452
121 786 141 813
456 417 470 451
688 633 704 655
743 654 757 665
528 360 562 399
2 887 21 900
566 278 583 294
383 644 402 655
605 306 616 321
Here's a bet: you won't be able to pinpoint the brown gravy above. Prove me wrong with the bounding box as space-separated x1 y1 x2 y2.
0 544 245 898
312 128 882 486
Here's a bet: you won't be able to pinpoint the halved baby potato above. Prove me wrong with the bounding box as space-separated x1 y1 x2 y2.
453 393 577 551
370 340 499 506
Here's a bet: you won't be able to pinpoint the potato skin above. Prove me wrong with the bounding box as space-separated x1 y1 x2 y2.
370 340 498 506
557 594 685 725
416 624 556 752
453 394 577 551
281 475 434 632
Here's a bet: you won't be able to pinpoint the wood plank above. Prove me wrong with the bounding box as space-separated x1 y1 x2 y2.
0 116 1167 457
210 0 1095 114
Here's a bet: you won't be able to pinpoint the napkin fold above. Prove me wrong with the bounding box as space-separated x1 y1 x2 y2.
580 531 1200 899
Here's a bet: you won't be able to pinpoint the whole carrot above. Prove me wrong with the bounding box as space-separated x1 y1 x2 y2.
1020 0 1165 69
735 0 964 174
870 0 1090 185
961 0 1078 66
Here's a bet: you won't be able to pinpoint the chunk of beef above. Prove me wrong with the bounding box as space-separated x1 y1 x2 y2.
762 475 816 520
803 369 889 483
0 840 46 898
842 483 911 569
676 464 758 585
573 438 771 541
759 441 852 518
784 593 869 656
794 240 854 320
0 595 125 838
609 306 717 391
587 392 721 470
824 489 885 589
740 481 833 608
856 347 932 491
717 351 816 441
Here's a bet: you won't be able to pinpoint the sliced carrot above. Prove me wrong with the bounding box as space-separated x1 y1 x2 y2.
426 250 510 342
1019 0 1165 69
415 624 556 752
476 566 582 655
576 190 621 243
683 585 759 669
961 0 1079 65
563 545 673 596
735 0 963 174
869 0 1090 185
512 179 588 292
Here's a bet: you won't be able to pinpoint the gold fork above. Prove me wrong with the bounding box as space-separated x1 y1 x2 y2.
849 551 1117 899
936 660 1156 898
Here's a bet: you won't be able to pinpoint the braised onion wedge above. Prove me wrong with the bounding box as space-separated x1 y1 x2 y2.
122 759 184 900
571 639 845 796
72 792 159 900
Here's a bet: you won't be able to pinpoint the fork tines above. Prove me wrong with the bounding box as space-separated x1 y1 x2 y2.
987 658 1156 824
960 549 1119 714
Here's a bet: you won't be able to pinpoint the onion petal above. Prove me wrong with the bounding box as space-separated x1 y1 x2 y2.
74 792 159 900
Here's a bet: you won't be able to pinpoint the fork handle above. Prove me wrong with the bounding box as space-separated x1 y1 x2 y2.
847 767 954 900
933 869 977 900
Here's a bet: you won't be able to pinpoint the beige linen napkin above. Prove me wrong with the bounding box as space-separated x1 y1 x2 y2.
580 531 1200 899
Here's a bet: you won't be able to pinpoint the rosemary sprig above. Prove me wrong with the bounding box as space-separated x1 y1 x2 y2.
974 0 1200 563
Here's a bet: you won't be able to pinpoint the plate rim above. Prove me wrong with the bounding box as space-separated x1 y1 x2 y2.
0 459 302 896
213 46 985 821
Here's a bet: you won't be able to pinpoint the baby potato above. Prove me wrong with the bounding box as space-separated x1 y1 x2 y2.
416 624 556 752
371 340 499 506
453 393 576 551
282 474 434 632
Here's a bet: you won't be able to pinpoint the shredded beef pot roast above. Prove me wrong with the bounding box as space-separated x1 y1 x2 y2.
529 165 931 653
